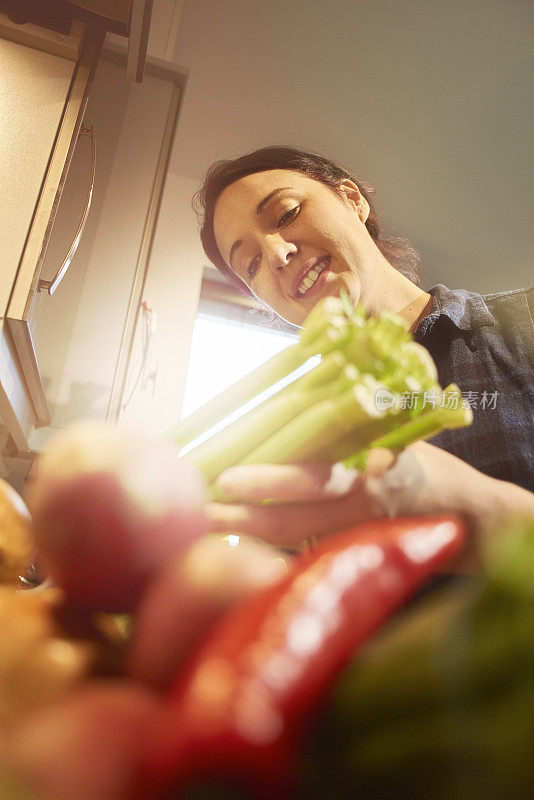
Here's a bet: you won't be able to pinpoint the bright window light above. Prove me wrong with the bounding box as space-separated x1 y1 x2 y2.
180 313 318 449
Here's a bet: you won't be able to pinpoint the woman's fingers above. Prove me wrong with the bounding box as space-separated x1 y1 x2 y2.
207 500 326 547
207 449 415 547
215 452 396 505
215 450 397 505
215 462 335 502
207 485 383 548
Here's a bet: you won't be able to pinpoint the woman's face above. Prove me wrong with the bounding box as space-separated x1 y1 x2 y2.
213 169 382 326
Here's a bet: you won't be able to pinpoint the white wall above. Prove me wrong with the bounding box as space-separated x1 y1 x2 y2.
118 172 204 432
164 0 534 293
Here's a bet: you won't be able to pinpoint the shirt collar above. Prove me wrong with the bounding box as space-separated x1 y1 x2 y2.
416 284 496 335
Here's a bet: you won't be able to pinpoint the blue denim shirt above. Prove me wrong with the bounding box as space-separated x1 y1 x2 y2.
414 285 534 492
415 284 534 491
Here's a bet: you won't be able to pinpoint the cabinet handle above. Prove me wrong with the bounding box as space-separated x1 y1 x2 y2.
38 125 96 296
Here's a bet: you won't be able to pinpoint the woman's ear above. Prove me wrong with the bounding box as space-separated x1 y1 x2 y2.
337 179 370 223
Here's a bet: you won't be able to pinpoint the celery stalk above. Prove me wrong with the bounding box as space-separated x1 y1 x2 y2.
341 385 473 468
166 297 353 449
241 383 384 465
166 343 306 449
186 361 355 483
315 417 408 463
170 290 472 487
295 351 350 391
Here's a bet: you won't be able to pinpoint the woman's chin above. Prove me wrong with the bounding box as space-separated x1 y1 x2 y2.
286 273 353 326
334 275 361 307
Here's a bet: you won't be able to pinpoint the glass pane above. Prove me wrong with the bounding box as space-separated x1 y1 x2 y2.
180 311 323 452
181 313 297 417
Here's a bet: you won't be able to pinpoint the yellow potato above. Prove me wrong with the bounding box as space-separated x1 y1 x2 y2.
0 587 119 725
0 478 33 584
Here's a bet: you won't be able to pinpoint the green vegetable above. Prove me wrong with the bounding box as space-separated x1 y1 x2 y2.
301 518 534 800
181 352 352 483
169 293 472 490
166 297 353 449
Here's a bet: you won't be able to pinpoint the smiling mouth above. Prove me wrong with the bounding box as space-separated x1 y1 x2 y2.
295 257 330 297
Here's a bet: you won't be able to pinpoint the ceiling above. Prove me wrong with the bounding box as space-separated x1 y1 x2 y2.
164 0 534 293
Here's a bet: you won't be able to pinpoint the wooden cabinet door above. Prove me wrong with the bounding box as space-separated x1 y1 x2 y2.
29 52 181 450
0 38 76 317
5 25 103 426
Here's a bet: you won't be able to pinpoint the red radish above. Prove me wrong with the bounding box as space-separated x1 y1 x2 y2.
4 682 160 800
26 423 206 612
128 535 287 690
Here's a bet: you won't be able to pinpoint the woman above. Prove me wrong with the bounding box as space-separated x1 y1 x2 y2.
196 146 534 555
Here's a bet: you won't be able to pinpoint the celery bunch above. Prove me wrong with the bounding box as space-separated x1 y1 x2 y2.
167 293 472 489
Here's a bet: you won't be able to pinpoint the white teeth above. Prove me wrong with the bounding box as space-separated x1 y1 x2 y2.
297 263 325 296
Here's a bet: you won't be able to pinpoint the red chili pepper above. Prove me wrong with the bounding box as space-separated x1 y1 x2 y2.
137 514 466 798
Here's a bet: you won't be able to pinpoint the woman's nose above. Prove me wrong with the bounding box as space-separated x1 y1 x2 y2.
264 234 298 273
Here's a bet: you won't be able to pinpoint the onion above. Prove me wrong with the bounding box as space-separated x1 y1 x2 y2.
27 422 206 612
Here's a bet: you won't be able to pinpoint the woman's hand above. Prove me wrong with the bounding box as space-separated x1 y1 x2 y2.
207 442 534 561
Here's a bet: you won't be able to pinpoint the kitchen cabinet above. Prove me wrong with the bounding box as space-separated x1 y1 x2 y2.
0 36 77 316
5 24 103 429
0 19 102 458
29 52 182 451
0 0 152 81
0 3 188 490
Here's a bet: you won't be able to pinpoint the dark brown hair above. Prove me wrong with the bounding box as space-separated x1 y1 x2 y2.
194 146 421 295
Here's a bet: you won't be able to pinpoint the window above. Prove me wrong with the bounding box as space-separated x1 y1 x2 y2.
181 312 297 417
180 272 316 447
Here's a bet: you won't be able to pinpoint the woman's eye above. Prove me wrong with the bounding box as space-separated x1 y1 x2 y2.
247 254 261 279
277 205 300 227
